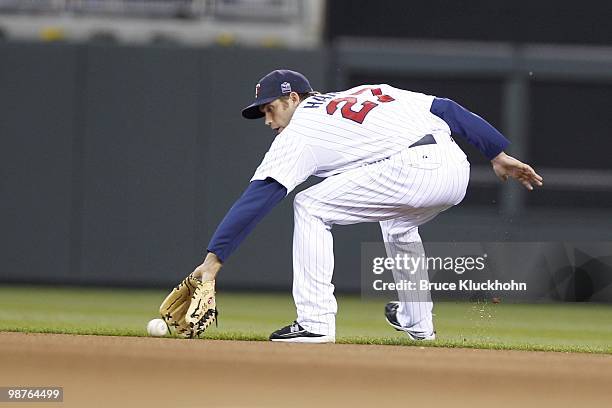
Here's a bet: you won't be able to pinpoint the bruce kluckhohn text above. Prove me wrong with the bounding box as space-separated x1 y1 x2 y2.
373 279 527 292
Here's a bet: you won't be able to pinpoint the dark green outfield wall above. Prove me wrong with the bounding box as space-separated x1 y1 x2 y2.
1 42 610 301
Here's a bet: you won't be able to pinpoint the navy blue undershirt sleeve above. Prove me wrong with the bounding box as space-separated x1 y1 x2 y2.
207 178 287 263
430 97 510 160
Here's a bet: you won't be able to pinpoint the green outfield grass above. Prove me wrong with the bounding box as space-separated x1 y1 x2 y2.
0 285 610 354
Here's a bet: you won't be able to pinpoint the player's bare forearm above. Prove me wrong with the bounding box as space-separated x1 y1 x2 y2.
191 252 222 282
490 152 544 190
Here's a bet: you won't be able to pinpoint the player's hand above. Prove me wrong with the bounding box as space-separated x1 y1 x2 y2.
491 152 543 190
191 252 223 282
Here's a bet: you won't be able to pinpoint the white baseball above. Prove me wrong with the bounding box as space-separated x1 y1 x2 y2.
147 318 168 337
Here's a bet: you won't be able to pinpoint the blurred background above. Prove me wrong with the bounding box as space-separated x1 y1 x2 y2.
1 0 611 300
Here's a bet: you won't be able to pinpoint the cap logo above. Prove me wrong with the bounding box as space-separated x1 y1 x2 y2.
281 81 292 94
255 83 261 98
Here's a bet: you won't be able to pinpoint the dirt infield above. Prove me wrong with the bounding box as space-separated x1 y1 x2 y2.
1 332 611 407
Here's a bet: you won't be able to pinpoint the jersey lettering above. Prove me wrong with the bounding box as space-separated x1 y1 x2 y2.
303 93 337 109
325 97 378 124
325 87 395 124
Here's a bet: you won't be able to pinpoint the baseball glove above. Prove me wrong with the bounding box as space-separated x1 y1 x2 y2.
159 275 218 338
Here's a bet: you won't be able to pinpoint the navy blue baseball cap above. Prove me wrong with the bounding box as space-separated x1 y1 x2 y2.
242 69 313 119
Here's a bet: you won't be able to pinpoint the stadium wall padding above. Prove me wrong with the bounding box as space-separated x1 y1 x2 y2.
1 42 611 300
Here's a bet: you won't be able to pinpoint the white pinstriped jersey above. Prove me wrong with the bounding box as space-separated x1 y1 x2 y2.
251 84 464 193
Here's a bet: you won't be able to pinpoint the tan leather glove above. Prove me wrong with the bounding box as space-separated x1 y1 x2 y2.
159 275 217 338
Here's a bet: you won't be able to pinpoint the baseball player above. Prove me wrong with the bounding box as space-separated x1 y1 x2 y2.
164 69 543 342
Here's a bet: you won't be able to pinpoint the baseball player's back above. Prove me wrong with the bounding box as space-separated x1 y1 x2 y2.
252 84 467 193
298 84 453 157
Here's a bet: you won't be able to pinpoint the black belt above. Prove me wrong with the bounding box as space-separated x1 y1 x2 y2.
409 134 437 148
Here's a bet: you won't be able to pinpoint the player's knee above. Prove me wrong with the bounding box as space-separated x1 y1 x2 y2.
293 191 308 211
294 189 332 223
294 190 317 215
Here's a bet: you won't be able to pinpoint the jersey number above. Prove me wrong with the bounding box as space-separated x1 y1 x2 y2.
325 87 395 124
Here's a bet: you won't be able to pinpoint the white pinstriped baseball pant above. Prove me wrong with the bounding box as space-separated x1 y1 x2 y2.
292 138 470 337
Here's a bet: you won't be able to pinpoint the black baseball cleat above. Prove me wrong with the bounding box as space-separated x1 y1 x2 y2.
384 301 436 341
269 321 335 343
